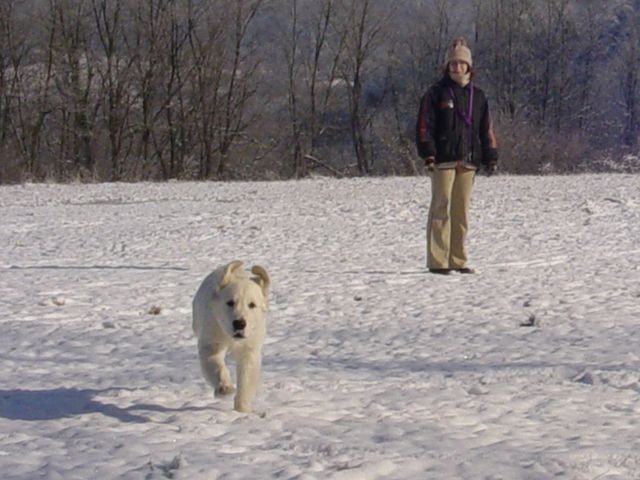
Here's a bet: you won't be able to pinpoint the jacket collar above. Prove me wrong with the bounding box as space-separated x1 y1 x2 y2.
440 75 471 91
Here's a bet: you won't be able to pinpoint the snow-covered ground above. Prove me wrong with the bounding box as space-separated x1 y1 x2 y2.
1 174 639 479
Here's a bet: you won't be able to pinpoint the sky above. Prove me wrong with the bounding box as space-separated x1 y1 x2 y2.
1 173 639 479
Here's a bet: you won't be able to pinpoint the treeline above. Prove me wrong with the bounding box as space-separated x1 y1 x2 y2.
0 0 639 183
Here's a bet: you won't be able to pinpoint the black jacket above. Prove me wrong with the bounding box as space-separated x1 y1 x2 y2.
416 76 498 167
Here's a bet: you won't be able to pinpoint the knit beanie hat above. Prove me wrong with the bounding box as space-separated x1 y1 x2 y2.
445 37 472 68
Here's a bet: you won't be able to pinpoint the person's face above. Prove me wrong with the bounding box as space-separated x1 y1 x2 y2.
448 60 469 75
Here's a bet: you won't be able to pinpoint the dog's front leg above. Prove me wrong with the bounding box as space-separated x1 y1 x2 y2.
198 342 235 397
234 350 261 413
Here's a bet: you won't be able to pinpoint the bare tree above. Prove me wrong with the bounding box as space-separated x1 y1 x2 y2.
157 1 194 179
474 0 534 120
214 0 263 178
185 0 264 179
534 0 575 131
49 0 96 178
279 0 346 177
0 1 16 181
283 0 305 177
573 2 601 133
92 0 136 181
407 0 452 98
336 0 389 174
186 2 225 179
2 1 56 180
0 2 11 150
304 0 347 174
129 0 167 178
620 4 640 147
1 0 638 182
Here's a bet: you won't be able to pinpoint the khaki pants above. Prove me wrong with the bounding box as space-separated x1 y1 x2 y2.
426 167 475 269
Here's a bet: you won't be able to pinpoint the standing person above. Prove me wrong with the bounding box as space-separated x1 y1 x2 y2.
415 37 498 275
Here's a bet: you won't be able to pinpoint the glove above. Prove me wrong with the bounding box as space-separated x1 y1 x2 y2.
425 156 435 171
485 161 497 176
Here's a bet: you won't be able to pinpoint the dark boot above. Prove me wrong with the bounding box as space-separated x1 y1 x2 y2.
428 268 451 275
455 267 475 274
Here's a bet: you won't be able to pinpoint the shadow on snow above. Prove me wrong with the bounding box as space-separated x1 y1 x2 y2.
7 264 188 272
0 388 207 423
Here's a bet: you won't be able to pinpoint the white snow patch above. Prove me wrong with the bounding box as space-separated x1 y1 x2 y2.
1 174 640 479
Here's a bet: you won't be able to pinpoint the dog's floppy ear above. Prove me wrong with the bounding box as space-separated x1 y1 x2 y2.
220 260 244 289
251 265 270 301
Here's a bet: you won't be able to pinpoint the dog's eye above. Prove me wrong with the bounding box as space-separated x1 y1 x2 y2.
226 300 235 307
249 302 256 309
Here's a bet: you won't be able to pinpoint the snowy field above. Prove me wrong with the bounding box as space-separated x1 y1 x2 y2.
1 173 639 480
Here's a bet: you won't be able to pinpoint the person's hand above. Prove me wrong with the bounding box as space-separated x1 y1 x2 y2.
425 156 435 171
486 161 497 176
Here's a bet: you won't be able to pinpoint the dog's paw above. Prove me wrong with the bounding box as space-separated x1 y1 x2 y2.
216 384 236 396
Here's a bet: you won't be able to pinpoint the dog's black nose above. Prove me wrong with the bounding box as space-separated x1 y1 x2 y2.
233 319 246 330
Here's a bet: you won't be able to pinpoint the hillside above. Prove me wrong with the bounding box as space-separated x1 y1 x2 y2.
1 174 639 478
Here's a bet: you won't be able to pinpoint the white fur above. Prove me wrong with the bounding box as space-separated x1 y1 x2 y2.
192 260 270 413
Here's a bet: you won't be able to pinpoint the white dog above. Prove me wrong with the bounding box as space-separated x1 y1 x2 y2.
192 260 270 413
